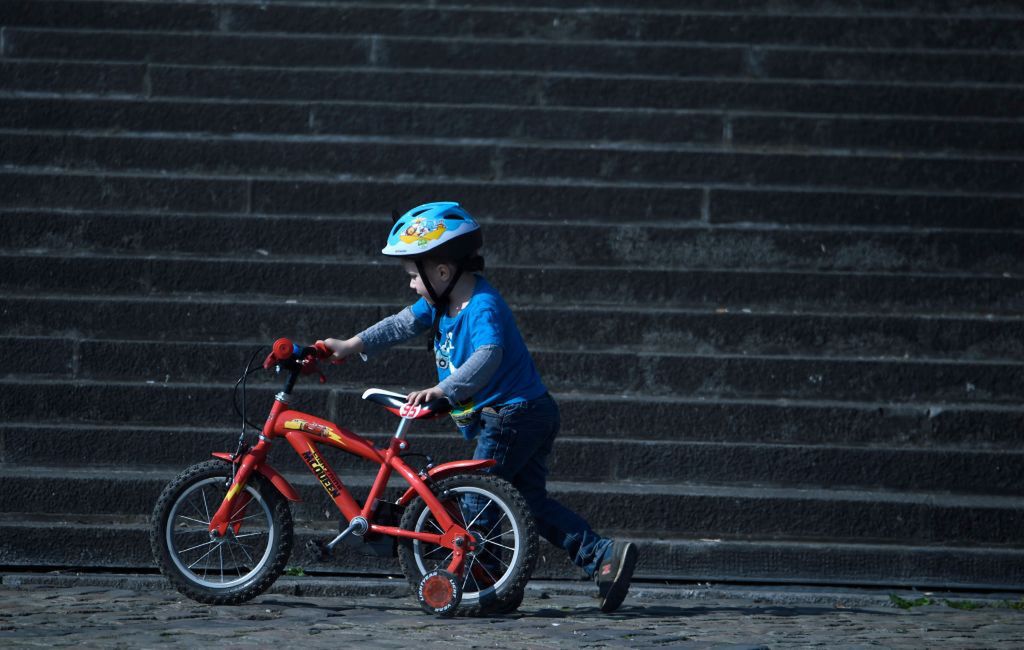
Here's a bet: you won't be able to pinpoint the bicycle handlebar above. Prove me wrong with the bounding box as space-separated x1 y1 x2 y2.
262 337 336 371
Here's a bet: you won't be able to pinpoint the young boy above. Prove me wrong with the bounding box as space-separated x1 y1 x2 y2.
322 201 637 613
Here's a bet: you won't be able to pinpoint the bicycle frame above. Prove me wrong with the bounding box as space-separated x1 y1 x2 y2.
206 360 493 577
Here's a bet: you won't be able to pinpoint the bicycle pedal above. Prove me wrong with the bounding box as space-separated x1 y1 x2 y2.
305 538 332 563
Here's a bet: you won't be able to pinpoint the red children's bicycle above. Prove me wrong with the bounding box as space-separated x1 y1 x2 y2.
150 338 538 616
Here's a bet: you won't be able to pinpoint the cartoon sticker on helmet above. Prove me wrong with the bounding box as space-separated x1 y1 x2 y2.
399 218 447 247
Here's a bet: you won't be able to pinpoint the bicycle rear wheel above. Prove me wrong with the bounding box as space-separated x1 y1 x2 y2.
150 459 293 605
398 473 537 616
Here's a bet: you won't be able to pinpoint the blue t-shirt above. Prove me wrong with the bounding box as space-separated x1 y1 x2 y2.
409 276 547 417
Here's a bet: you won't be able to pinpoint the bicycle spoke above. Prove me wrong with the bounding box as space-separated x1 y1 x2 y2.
176 515 209 526
227 538 256 565
453 500 469 529
222 536 238 571
201 488 211 522
188 540 225 570
230 500 251 520
461 557 478 590
480 511 510 540
420 546 454 568
475 559 500 583
176 538 220 555
188 497 208 522
229 511 265 525
478 545 510 570
420 544 448 560
482 540 517 554
464 502 487 530
477 527 514 547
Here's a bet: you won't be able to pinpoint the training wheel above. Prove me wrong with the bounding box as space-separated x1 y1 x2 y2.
417 569 462 617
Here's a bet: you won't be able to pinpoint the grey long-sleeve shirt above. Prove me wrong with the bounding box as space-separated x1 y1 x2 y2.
357 308 503 405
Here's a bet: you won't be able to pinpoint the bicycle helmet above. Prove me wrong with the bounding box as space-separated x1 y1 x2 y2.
382 202 482 261
382 202 484 350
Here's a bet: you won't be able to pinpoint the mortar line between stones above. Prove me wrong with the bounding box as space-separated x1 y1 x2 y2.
5 89 1024 128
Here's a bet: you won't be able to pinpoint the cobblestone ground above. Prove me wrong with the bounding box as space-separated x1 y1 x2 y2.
1 578 1023 648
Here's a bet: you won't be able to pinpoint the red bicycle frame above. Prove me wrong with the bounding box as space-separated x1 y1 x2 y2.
205 340 494 577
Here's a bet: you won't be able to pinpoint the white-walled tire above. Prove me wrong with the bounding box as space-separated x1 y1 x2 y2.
398 473 537 616
150 460 293 604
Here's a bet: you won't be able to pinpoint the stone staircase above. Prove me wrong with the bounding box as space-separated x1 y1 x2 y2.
1 0 1022 590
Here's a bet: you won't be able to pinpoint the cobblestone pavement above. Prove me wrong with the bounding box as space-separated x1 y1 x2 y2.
1 574 1023 648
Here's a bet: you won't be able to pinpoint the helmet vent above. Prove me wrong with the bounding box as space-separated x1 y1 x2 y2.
390 222 405 236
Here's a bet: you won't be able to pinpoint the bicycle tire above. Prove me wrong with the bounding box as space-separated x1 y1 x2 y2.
398 473 537 616
150 459 293 605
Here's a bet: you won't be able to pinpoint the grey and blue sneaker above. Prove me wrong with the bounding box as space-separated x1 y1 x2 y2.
596 541 637 613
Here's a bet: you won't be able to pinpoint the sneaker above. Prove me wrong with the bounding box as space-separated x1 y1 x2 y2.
595 541 637 613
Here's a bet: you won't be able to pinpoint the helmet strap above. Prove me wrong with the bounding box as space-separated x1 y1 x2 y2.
415 259 465 352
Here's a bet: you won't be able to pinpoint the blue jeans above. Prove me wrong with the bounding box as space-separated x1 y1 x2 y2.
471 392 611 579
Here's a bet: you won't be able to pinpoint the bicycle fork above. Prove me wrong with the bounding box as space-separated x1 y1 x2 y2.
207 440 270 538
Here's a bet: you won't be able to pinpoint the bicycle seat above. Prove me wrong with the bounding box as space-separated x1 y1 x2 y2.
361 388 450 420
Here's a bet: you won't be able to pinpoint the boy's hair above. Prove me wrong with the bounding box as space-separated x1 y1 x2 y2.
424 253 485 274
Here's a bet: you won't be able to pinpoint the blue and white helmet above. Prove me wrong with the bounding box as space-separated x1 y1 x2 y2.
382 202 482 261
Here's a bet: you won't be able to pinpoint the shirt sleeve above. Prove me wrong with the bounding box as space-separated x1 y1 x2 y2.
408 297 435 327
437 345 503 405
356 307 429 357
470 306 503 349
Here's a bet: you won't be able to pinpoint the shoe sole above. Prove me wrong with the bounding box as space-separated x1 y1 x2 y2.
599 542 637 613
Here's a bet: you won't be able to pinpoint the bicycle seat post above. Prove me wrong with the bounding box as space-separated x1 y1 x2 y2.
394 416 411 441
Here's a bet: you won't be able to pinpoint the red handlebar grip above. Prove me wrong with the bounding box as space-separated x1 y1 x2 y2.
272 337 293 361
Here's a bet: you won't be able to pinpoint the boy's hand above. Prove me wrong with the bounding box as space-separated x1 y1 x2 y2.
406 386 445 406
321 337 363 363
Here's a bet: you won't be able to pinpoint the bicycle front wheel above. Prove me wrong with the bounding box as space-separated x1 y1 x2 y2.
150 459 293 605
398 473 538 616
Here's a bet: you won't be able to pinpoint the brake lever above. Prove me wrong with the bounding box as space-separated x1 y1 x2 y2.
262 351 278 370
299 356 328 384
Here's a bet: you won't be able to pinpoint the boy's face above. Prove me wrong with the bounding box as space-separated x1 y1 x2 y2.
402 260 451 304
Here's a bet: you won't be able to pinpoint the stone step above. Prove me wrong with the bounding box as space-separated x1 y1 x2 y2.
2 379 1021 449
6 96 1023 156
9 336 1024 405
0 95 724 151
4 168 1020 230
405 0 1024 16
2 167 710 223
4 1 1022 50
5 168 1021 233
3 465 1022 545
5 59 1024 119
6 209 1024 276
8 27 1024 84
6 130 1020 195
4 294 1023 362
116 65 1024 121
4 515 1022 588
3 252 1021 314
4 423 1021 495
